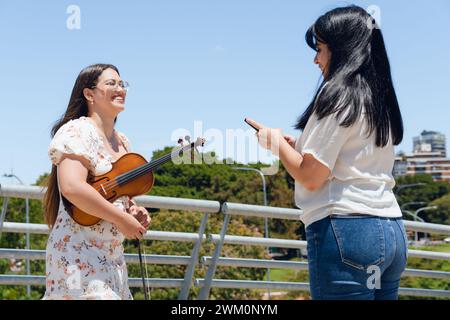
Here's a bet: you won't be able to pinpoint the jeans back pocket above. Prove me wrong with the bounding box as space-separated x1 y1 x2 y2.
330 216 385 271
395 219 409 260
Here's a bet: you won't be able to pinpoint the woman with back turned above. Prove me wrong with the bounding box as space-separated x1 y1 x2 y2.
248 6 407 300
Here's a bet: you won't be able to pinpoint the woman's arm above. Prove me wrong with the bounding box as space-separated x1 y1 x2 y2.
277 136 330 191
247 118 331 192
58 153 146 239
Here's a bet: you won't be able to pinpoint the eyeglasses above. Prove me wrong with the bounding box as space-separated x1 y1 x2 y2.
91 79 130 91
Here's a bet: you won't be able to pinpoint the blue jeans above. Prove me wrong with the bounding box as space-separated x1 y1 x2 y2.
305 215 408 300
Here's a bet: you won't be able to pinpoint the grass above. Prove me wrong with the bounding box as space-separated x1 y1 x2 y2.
258 267 310 300
410 242 450 253
263 268 297 282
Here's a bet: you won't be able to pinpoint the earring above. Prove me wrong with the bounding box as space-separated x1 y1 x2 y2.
90 100 94 105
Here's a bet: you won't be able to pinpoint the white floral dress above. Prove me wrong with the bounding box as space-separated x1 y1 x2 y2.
43 116 133 300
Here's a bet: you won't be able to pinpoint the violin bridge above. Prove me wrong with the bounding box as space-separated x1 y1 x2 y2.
100 184 107 195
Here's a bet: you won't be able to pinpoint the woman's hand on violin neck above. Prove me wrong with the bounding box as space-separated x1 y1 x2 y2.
116 212 147 240
128 205 151 229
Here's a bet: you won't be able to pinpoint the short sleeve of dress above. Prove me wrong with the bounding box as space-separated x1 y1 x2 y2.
299 112 354 171
48 118 98 170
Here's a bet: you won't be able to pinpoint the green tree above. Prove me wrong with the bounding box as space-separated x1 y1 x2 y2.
430 194 450 225
395 174 450 208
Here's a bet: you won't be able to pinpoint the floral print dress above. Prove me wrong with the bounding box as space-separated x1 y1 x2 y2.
43 116 133 300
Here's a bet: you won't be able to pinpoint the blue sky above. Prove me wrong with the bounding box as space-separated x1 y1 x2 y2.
0 0 449 185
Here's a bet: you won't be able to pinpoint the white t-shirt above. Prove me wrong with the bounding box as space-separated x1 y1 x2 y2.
294 109 402 228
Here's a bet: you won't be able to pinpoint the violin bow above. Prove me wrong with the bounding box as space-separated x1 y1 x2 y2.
137 239 150 300
136 136 205 300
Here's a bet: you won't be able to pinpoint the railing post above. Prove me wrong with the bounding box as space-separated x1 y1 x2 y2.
25 197 30 296
0 197 10 239
197 203 231 300
178 212 209 300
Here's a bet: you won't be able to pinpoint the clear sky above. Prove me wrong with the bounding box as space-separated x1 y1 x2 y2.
1 0 449 185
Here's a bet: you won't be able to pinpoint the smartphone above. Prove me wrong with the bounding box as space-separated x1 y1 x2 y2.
244 118 259 132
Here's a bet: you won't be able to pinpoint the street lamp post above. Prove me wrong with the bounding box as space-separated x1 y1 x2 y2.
400 202 426 243
395 183 426 194
402 210 424 242
232 167 268 227
3 173 31 296
414 206 438 242
233 167 271 299
394 183 432 244
401 202 427 211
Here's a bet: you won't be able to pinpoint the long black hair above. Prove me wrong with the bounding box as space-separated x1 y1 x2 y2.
43 63 119 227
295 5 403 147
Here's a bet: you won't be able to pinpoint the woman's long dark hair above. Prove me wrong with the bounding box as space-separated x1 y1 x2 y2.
43 63 119 227
295 5 403 147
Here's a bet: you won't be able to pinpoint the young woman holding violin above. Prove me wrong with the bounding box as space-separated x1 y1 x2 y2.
43 64 151 299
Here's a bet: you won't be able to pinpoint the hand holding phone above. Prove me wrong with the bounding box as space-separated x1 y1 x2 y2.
244 118 262 132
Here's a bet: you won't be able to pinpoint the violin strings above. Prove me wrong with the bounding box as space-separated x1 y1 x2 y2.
96 145 189 194
111 143 190 188
97 141 198 195
98 151 173 192
103 151 172 191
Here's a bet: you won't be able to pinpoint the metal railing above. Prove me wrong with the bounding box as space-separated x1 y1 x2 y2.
1 184 450 299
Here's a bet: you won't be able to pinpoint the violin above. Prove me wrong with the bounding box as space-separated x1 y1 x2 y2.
63 137 205 226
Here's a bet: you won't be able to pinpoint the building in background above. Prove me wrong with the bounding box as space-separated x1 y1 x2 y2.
413 130 446 157
394 131 450 183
